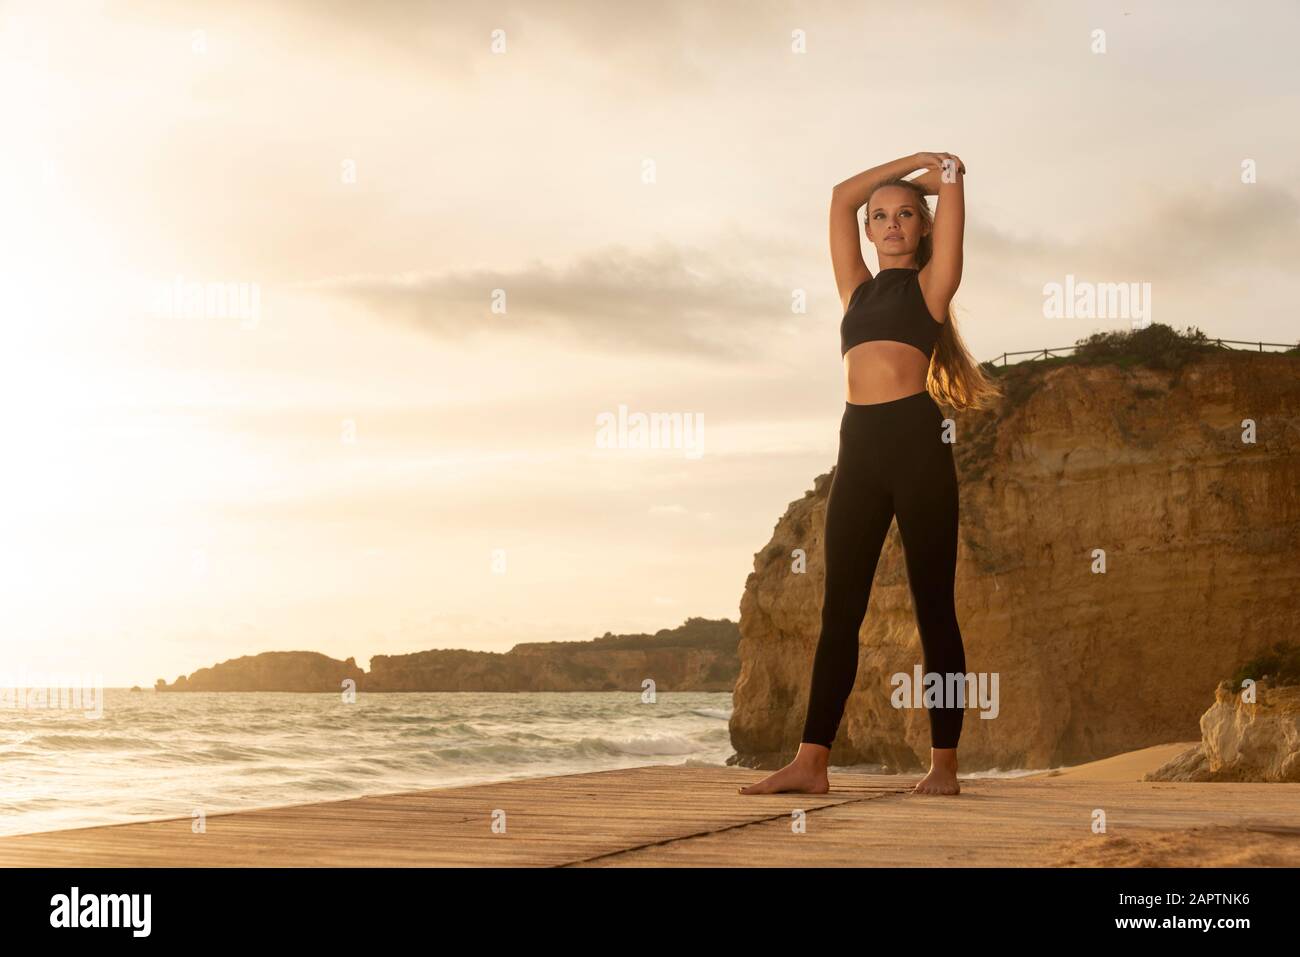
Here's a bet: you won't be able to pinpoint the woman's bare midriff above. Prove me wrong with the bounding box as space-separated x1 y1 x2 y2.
843 340 931 404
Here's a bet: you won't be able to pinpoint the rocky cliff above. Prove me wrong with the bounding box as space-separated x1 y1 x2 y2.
154 616 739 692
1145 680 1300 782
730 331 1300 772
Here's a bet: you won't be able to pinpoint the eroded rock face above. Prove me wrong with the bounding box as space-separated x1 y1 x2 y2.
1147 682 1300 782
730 354 1300 771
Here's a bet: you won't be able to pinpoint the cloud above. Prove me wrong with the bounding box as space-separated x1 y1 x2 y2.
1135 181 1299 274
309 238 821 359
243 0 1040 96
966 181 1300 288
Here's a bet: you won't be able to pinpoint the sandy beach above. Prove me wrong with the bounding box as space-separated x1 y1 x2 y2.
0 740 1295 867
1022 742 1197 783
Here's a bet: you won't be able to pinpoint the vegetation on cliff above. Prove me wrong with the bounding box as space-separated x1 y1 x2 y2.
1230 640 1300 689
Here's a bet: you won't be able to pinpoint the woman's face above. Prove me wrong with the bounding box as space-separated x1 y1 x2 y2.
865 186 929 258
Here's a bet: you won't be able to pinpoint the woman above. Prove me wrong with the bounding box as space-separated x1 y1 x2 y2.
741 152 1001 797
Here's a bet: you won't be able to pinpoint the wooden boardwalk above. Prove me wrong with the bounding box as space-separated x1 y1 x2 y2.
1 754 1297 867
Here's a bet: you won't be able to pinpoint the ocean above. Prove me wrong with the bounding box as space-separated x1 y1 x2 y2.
0 688 740 837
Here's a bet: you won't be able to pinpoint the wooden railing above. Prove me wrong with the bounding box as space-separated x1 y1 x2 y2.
986 338 1297 367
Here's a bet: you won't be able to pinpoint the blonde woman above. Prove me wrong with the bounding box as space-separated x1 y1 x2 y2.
742 152 1000 797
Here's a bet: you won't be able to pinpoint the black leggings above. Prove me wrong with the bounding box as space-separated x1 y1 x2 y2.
801 389 966 751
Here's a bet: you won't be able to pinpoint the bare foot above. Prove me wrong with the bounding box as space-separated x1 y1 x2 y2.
739 743 830 795
910 747 960 795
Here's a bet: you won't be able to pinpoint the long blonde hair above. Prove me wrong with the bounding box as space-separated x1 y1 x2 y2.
868 177 1002 412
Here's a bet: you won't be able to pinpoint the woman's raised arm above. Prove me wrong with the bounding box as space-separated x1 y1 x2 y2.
917 153 965 319
829 153 924 309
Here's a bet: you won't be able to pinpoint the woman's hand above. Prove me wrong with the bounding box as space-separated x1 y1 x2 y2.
916 151 966 176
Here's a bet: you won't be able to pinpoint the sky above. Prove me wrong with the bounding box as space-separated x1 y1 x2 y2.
1 0 1297 686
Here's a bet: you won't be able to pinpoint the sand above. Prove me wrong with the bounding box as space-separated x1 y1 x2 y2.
1024 741 1200 783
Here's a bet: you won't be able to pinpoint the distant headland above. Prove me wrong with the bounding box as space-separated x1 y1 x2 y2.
153 616 739 693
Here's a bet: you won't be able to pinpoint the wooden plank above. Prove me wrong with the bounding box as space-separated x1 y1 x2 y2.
0 766 1295 867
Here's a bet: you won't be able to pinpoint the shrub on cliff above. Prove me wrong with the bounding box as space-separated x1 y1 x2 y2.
1071 323 1216 370
1230 641 1300 689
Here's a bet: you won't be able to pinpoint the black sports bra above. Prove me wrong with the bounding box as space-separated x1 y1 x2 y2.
840 268 943 360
